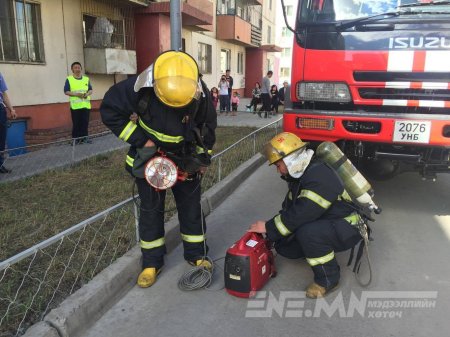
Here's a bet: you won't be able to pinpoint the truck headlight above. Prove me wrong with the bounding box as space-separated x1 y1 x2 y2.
297 82 351 103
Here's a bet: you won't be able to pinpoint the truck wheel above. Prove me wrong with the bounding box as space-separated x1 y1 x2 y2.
361 159 400 181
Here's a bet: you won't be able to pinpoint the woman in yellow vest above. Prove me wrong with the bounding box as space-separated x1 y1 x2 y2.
64 62 93 144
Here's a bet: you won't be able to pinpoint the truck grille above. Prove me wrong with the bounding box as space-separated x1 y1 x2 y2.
359 88 450 101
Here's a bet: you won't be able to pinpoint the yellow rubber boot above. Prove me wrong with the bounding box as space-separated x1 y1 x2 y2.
137 268 160 288
195 259 212 271
305 282 338 299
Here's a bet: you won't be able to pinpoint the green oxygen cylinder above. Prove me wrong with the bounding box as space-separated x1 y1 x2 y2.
316 142 380 213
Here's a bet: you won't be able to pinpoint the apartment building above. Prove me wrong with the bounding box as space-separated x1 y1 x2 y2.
0 0 280 144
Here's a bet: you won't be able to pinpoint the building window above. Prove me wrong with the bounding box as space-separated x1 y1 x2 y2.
269 0 272 10
217 0 235 15
237 52 243 74
280 67 290 77
267 25 271 44
282 48 291 57
286 5 294 16
0 0 45 63
267 58 272 72
220 49 231 73
281 27 293 37
198 42 212 74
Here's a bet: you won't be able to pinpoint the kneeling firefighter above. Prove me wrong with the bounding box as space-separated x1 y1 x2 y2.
100 51 217 288
249 132 367 299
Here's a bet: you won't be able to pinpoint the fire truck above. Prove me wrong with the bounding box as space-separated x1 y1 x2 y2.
282 0 450 179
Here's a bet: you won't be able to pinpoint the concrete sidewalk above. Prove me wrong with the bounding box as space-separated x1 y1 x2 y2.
75 166 450 337
215 97 282 128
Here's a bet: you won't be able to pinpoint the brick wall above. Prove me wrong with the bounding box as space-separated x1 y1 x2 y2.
25 119 109 147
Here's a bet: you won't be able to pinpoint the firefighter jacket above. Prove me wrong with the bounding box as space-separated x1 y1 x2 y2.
100 76 217 175
265 159 356 242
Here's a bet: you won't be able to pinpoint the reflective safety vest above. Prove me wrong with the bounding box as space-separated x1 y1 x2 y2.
67 76 91 110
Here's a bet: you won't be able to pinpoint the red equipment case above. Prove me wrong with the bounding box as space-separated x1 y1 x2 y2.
224 232 276 298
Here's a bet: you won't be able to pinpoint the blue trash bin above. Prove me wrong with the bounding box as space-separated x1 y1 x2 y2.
6 119 27 156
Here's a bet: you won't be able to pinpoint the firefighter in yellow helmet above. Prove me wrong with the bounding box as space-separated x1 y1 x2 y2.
249 132 363 298
100 51 216 288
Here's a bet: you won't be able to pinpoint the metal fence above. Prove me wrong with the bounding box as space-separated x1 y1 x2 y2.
0 131 127 183
0 118 282 337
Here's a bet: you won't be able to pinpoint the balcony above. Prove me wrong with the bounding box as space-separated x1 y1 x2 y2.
139 0 213 31
217 15 259 47
216 1 262 47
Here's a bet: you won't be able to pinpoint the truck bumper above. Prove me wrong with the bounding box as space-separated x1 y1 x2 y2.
283 110 450 147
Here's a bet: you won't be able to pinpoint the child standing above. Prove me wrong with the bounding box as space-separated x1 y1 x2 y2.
231 91 240 116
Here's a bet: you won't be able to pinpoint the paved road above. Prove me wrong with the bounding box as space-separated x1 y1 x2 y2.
81 166 450 337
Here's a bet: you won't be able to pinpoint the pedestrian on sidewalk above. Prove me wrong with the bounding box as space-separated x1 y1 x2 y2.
231 91 239 116
100 51 217 288
64 62 93 144
258 71 273 118
218 75 230 116
0 72 17 174
278 81 289 110
249 132 363 299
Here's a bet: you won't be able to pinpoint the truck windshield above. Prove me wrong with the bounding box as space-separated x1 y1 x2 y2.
298 0 450 23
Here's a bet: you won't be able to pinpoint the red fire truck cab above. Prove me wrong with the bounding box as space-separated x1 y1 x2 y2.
283 0 450 179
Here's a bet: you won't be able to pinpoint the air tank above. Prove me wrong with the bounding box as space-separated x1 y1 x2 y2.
316 142 380 213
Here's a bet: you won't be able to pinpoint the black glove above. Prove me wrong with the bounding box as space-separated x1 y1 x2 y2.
132 146 156 178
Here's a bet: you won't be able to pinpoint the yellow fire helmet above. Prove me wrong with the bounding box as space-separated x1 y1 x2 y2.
152 50 201 108
264 132 309 165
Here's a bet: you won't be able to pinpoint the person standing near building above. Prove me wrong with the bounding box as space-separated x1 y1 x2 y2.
64 62 93 144
0 72 17 173
278 81 289 113
225 69 233 112
258 70 273 118
279 81 289 106
218 75 230 116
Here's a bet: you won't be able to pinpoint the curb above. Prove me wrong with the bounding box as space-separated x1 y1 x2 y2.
27 153 265 337
21 322 59 337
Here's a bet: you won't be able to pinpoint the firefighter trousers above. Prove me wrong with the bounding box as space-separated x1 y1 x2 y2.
274 218 361 289
136 177 208 269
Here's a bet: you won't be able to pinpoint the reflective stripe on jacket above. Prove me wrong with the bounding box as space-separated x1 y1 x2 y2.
67 76 91 110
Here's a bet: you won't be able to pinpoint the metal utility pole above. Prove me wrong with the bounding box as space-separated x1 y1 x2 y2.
170 0 182 51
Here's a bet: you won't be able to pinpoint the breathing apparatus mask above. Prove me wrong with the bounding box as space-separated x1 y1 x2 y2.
282 147 315 179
